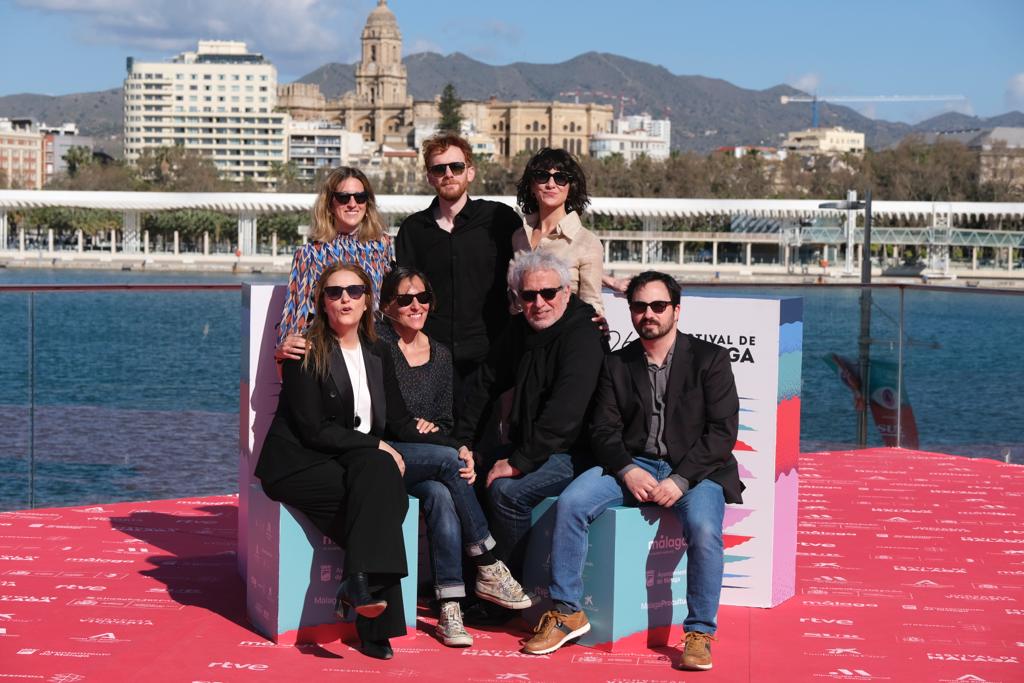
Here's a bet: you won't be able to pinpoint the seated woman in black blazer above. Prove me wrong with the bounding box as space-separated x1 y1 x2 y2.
255 262 465 660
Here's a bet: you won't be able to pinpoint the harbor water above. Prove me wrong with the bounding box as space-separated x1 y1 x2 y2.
1 268 1021 510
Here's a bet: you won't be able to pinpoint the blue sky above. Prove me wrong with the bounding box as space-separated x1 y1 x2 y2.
1 0 1021 124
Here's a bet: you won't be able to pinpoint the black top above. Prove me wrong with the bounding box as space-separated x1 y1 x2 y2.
255 341 460 485
375 323 455 434
395 197 520 366
454 294 607 474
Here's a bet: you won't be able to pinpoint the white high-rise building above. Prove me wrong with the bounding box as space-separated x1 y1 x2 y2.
123 40 288 187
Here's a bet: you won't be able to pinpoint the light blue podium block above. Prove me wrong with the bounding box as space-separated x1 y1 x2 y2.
523 497 694 650
246 483 419 643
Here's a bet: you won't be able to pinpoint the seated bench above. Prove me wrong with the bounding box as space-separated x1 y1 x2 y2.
244 483 419 644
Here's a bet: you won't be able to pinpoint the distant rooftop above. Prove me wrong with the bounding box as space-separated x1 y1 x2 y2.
160 40 269 66
926 126 1024 150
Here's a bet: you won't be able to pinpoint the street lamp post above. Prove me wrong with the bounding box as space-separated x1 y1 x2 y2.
820 191 873 446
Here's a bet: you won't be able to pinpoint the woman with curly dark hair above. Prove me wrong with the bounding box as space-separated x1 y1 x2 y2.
513 147 606 314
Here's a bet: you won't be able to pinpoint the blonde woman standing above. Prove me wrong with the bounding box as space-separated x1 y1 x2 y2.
277 166 393 360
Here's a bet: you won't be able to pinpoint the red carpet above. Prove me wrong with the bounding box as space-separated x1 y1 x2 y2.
0 448 1021 682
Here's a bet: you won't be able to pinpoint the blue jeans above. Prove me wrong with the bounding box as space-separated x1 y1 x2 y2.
391 441 495 600
550 457 726 634
487 449 577 571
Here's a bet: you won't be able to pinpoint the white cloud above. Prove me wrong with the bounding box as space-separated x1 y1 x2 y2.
788 72 821 94
405 38 444 56
1006 73 1024 111
16 0 367 73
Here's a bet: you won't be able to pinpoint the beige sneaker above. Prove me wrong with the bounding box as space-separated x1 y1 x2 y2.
677 631 716 671
474 560 534 609
435 600 473 648
522 609 590 655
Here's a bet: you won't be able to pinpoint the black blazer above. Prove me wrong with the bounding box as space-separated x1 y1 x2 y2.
590 332 744 504
255 341 459 485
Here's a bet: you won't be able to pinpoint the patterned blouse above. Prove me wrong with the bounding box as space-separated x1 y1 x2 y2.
277 232 394 344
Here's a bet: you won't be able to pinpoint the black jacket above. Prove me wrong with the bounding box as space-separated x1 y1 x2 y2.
454 294 606 474
590 332 744 504
255 341 459 485
395 197 520 365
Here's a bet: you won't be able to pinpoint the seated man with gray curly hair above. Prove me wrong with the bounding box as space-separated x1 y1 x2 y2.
454 250 606 588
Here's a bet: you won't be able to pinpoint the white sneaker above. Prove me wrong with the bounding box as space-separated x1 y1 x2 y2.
435 600 473 648
475 560 534 610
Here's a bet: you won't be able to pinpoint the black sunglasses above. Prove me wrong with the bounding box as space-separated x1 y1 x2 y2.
332 191 369 205
530 170 573 187
427 162 467 178
323 284 367 300
393 291 434 307
629 300 674 314
519 287 562 303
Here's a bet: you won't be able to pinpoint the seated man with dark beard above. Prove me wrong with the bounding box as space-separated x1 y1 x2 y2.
522 271 743 672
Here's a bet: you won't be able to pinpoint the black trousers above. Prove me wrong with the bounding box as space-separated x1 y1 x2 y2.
261 445 409 639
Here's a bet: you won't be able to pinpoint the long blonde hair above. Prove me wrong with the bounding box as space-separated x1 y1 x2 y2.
302 262 379 379
309 166 386 244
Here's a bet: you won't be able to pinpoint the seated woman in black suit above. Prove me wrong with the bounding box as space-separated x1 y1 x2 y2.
255 262 462 660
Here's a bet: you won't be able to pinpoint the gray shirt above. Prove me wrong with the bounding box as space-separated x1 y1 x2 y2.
618 343 690 495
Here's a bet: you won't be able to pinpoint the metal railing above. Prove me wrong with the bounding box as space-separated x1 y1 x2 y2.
1 281 1020 511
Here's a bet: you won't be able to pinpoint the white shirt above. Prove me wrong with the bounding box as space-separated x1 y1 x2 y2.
341 345 372 434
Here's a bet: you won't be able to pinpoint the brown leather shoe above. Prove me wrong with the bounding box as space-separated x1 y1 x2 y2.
522 609 590 655
677 630 716 671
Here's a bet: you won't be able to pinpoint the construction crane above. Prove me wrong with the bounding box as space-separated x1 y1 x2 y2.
780 94 968 128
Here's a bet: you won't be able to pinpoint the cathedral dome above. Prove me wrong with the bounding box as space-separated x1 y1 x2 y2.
365 1 398 29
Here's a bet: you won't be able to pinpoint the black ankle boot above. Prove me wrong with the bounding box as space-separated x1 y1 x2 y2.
335 572 387 620
359 637 394 660
355 615 394 660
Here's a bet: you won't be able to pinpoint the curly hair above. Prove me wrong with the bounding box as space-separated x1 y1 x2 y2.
515 147 590 216
421 133 475 169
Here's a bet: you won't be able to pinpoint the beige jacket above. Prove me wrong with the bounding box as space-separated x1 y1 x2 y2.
512 210 605 315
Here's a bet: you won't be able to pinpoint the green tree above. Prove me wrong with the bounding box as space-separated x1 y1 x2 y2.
63 145 96 177
137 146 230 192
438 83 463 134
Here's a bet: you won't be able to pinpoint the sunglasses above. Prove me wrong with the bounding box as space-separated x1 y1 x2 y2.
629 300 674 315
332 191 369 205
427 162 467 178
530 170 573 187
519 287 562 303
393 291 434 307
323 284 367 300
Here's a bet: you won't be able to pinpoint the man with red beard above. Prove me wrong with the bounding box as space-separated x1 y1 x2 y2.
395 134 520 398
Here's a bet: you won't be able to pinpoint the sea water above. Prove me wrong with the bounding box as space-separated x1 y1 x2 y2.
0 269 1020 509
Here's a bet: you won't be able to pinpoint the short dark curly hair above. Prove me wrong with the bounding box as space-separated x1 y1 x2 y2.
515 147 590 216
626 271 681 306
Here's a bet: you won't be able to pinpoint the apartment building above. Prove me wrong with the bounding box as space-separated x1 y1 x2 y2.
590 113 672 162
0 117 44 189
286 120 367 182
783 126 865 156
123 40 287 187
40 122 94 183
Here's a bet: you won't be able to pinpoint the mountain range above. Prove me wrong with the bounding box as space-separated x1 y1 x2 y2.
3 51 1022 154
